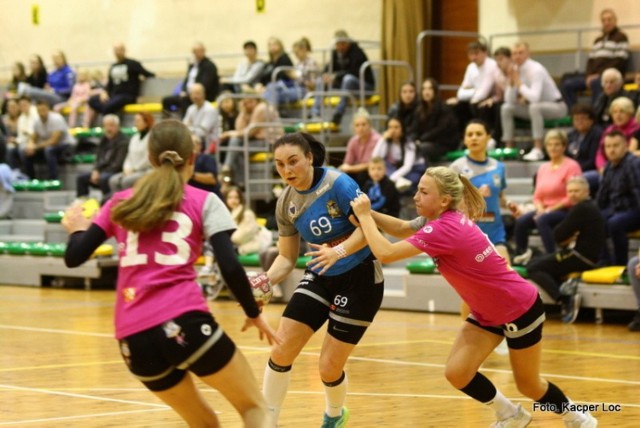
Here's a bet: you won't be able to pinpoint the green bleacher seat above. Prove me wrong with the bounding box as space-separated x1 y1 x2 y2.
238 253 261 267
444 148 519 162
296 256 312 269
406 257 436 274
71 126 136 139
6 242 32 255
515 116 572 129
512 265 528 278
44 212 65 223
13 180 62 191
72 154 97 164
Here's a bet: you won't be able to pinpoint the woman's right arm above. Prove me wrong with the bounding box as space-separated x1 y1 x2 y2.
370 210 416 239
266 234 300 285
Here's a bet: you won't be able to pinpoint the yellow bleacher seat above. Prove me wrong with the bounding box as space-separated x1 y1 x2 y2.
123 103 162 114
92 244 114 257
249 153 273 162
580 266 626 284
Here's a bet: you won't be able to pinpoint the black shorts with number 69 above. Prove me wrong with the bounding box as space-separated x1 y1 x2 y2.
282 255 384 344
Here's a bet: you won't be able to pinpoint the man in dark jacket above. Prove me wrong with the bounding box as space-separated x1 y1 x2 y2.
75 114 129 199
87 43 155 124
310 30 374 125
162 42 220 118
527 176 606 324
561 8 629 108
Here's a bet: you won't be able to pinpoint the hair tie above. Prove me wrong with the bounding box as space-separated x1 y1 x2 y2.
158 150 184 166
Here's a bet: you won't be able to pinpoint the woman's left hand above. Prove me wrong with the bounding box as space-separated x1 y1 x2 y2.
350 193 372 217
305 243 339 275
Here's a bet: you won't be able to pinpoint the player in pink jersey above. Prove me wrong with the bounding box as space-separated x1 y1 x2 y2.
62 119 279 427
351 166 597 427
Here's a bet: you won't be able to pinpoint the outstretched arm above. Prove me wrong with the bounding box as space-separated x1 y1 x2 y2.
370 210 416 239
351 194 422 263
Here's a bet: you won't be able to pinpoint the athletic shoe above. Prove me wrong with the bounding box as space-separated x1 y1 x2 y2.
331 112 343 126
522 147 544 161
513 248 533 266
321 407 350 428
494 338 509 356
562 294 582 324
559 277 580 296
628 311 640 331
564 411 598 427
491 404 532 428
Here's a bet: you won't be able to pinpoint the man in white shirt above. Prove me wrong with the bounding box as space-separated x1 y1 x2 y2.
220 41 265 93
501 42 567 161
22 100 75 179
183 83 219 151
447 41 500 141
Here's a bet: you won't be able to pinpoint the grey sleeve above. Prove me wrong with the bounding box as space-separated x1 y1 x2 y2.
202 193 236 238
409 216 427 231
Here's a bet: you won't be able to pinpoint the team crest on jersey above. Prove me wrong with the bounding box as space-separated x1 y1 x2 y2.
288 201 298 219
326 200 341 218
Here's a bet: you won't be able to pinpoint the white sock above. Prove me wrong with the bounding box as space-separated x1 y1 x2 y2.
562 400 588 423
263 362 292 425
485 390 518 420
323 371 348 417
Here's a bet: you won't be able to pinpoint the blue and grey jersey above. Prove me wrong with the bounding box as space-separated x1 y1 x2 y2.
276 168 371 276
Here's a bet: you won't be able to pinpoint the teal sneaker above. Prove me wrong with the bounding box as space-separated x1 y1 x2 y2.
321 406 350 428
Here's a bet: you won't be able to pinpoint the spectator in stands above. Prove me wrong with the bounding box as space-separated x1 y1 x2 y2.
20 50 75 107
219 89 281 187
451 120 510 262
310 29 374 126
597 130 640 265
361 156 400 217
372 116 426 190
7 62 27 94
220 41 265 93
338 108 381 186
262 37 318 107
21 100 75 180
512 130 582 265
594 68 633 126
595 96 640 171
54 69 93 128
7 96 38 169
217 92 238 162
256 37 294 90
24 55 48 90
188 133 222 199
182 83 219 150
562 9 629 109
108 112 154 195
76 114 128 200
387 81 418 135
225 185 272 255
567 104 603 194
626 253 640 331
2 99 20 154
86 43 155 126
447 41 500 140
501 42 567 161
410 78 460 163
161 42 220 118
527 176 606 324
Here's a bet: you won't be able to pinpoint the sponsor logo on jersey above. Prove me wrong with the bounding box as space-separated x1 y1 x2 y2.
315 183 330 196
327 200 342 218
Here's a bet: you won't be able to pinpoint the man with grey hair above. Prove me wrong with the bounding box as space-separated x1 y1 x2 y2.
183 83 219 149
75 114 129 199
594 67 634 126
562 8 629 109
527 176 606 324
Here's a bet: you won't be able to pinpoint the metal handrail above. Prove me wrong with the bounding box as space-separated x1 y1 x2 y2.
416 30 484 86
271 65 297 84
358 60 413 106
301 89 357 122
488 23 640 72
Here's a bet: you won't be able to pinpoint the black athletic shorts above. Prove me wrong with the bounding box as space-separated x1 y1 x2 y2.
282 256 384 344
466 294 546 350
118 311 236 391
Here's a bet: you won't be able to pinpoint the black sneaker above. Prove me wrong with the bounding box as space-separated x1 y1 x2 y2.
628 311 640 332
562 294 582 324
559 277 580 296
331 112 343 126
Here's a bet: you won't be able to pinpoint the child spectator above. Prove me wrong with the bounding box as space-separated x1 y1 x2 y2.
224 186 273 255
361 157 400 217
54 69 92 128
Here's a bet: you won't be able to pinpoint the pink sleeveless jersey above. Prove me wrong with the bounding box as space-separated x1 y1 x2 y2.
94 186 235 339
406 210 538 326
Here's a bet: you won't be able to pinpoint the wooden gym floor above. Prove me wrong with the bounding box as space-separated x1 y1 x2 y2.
1 285 639 427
